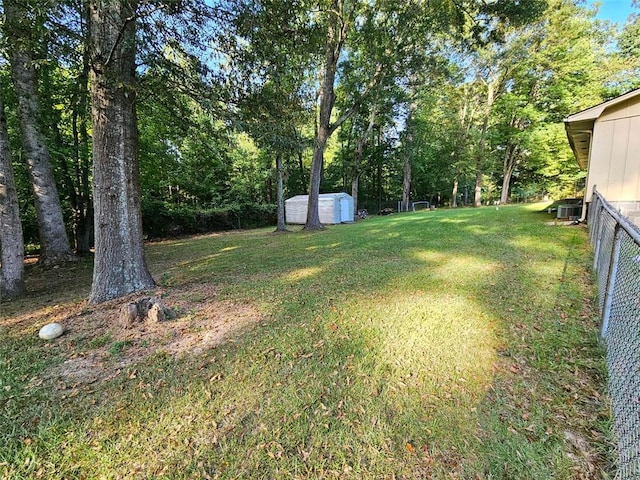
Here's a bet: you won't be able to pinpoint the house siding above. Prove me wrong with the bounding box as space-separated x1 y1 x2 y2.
587 104 640 203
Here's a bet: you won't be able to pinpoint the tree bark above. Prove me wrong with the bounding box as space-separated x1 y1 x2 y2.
275 153 287 232
351 174 360 213
305 0 348 230
71 1 94 254
402 155 411 212
473 82 495 208
4 0 75 266
0 95 25 298
351 106 377 213
473 164 483 207
500 143 518 204
88 0 155 304
401 122 413 212
451 172 459 208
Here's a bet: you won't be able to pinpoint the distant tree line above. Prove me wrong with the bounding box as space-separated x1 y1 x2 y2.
1 0 638 301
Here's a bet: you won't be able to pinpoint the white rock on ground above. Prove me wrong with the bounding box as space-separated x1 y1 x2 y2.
39 323 64 340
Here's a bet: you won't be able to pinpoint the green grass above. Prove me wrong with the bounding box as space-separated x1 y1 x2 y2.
0 204 612 479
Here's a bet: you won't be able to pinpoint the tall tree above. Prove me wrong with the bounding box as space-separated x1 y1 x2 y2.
616 10 640 92
2 0 75 265
88 0 154 303
305 0 352 230
50 0 95 253
0 93 24 298
349 103 378 212
230 0 315 231
491 0 614 201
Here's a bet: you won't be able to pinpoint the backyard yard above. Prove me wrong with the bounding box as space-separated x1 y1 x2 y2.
0 204 610 479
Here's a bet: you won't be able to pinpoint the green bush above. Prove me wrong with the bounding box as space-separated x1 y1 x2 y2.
141 200 277 238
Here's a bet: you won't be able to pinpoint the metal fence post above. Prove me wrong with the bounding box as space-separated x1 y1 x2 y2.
601 223 623 339
589 195 599 243
593 204 605 272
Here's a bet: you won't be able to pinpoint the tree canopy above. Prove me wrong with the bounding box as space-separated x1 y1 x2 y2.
0 0 637 300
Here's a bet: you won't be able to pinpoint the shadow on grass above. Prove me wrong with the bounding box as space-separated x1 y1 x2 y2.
0 204 610 479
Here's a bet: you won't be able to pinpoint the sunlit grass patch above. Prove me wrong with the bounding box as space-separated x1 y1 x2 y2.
0 204 610 479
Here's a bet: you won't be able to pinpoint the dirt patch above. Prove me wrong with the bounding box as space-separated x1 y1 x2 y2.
31 284 264 386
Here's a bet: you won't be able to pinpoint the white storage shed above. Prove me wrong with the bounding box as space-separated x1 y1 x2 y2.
285 193 354 225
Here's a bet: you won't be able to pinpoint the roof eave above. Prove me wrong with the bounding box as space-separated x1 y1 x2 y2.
564 119 593 169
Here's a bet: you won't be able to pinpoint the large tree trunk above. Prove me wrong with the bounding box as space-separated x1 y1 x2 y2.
0 95 24 298
88 0 155 304
305 0 347 230
473 82 495 208
4 0 74 266
275 153 287 232
451 173 459 208
500 143 518 204
306 127 330 230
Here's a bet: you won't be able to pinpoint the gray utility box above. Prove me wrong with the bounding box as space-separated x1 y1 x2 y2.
557 204 582 219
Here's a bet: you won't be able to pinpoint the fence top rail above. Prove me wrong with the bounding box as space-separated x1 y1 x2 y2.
593 189 640 247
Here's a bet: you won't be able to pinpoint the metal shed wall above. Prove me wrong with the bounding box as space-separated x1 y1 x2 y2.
284 195 308 224
285 193 354 224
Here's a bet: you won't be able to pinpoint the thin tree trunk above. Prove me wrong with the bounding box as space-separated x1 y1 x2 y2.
402 102 417 213
88 0 154 304
71 3 94 254
471 65 510 208
4 0 74 266
452 91 472 210
351 174 360 213
352 105 377 213
265 175 273 204
473 165 483 207
451 173 459 208
0 95 24 298
297 151 305 193
377 158 382 213
473 82 495 208
275 153 287 232
71 104 94 253
402 151 411 212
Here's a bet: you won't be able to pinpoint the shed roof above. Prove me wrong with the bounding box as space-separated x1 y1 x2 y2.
287 193 351 202
564 88 640 168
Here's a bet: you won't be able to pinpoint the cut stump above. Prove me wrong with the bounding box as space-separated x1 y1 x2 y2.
118 296 171 329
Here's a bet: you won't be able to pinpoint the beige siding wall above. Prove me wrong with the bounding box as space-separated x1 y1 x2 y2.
599 97 640 121
587 102 640 202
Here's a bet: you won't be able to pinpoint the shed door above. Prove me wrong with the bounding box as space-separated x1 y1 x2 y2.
340 196 353 222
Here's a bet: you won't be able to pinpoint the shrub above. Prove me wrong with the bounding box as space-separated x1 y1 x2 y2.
141 200 277 239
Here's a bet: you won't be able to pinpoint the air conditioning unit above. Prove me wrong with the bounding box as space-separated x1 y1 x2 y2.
557 204 582 219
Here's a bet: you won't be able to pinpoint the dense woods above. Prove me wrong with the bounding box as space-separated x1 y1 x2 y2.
0 0 638 300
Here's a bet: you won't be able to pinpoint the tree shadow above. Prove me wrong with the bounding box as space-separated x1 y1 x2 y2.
0 204 609 478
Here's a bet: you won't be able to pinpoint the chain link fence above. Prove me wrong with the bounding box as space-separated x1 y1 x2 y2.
588 190 640 479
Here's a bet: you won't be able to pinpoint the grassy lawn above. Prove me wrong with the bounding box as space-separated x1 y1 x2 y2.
0 204 611 479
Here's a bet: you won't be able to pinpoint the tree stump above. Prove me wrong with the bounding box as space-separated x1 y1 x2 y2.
118 296 171 329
